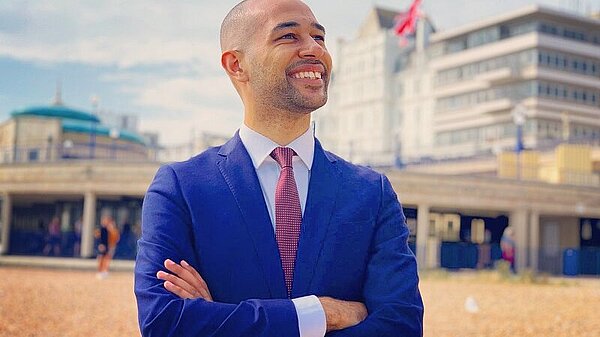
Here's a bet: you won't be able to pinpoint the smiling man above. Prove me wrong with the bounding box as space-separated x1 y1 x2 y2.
134 0 423 336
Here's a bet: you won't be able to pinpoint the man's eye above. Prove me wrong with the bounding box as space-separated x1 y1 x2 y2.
280 33 296 40
313 35 325 42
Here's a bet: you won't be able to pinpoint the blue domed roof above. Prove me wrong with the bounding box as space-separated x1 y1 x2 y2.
61 119 147 145
11 105 101 123
11 104 146 145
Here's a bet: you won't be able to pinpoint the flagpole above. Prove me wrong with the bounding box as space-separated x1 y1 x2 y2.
512 104 526 180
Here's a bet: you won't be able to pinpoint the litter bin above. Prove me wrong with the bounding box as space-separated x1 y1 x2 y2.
563 248 579 276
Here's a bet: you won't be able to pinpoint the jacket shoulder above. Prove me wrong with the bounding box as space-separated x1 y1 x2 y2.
325 150 384 188
166 145 223 177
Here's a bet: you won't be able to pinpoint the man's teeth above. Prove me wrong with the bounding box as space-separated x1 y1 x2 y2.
293 71 322 79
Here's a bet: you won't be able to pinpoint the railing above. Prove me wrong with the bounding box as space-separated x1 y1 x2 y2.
439 242 600 276
439 242 503 270
9 229 139 260
0 142 158 164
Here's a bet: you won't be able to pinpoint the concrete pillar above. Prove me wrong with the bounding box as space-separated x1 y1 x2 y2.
510 208 529 272
81 192 97 258
529 210 540 272
416 204 430 269
0 193 12 255
61 203 72 231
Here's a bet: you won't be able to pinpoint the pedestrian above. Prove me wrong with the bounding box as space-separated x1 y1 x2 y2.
95 215 120 278
42 216 61 256
501 226 516 273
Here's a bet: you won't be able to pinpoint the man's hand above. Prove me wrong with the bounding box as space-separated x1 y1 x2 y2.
157 259 213 301
156 260 367 331
318 296 367 332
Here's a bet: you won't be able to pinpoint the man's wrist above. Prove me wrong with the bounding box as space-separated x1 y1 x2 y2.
318 296 338 332
292 295 326 337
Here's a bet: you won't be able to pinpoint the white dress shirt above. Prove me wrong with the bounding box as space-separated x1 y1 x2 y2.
239 124 326 337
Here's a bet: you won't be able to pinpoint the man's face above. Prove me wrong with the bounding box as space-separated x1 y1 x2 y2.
244 0 332 114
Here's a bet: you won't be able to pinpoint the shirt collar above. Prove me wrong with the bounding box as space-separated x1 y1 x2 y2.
239 123 314 170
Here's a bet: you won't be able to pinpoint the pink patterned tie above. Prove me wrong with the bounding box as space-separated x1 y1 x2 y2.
271 147 302 298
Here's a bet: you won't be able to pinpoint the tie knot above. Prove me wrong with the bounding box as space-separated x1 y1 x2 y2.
271 147 295 168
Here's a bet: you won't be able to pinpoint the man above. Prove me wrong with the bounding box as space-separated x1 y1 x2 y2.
134 0 423 336
96 215 120 279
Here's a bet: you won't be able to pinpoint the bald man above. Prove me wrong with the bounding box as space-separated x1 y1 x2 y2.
134 1 424 336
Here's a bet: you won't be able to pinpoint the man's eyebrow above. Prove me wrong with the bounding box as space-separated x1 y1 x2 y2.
313 23 325 34
272 21 300 32
271 21 326 34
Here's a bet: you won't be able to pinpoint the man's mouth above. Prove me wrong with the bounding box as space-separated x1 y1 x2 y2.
291 71 323 79
287 62 327 85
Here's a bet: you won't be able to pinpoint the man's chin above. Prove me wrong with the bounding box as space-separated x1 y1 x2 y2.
298 100 327 113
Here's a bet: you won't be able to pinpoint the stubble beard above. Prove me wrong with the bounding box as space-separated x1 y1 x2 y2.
252 63 328 115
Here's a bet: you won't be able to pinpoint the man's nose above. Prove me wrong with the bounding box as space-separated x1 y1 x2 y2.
299 38 326 59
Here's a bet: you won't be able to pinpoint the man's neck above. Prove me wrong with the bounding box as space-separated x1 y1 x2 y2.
244 110 312 146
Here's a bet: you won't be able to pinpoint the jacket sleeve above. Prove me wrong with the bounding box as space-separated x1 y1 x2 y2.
327 174 424 337
134 165 299 337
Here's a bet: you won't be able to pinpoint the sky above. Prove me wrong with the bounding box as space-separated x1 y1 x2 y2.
0 0 597 145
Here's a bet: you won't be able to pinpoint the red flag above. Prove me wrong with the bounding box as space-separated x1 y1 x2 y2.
394 0 423 38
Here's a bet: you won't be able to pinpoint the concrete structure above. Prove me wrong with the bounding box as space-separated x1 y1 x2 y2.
384 170 600 274
319 5 600 166
1 160 598 275
0 96 157 259
0 161 159 258
405 142 600 187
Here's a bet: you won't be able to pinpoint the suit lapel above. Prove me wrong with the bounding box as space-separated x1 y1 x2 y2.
216 132 287 298
292 139 340 297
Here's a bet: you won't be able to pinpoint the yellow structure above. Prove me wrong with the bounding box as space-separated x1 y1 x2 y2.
497 150 540 181
498 144 600 186
540 144 598 186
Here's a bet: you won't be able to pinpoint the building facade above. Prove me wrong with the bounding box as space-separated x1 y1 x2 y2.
1 102 150 163
319 5 600 165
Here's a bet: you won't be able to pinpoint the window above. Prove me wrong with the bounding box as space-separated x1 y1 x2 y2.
28 149 39 162
500 25 510 39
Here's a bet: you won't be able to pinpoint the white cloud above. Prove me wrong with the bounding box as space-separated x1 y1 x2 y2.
0 0 232 68
130 76 237 112
113 73 242 144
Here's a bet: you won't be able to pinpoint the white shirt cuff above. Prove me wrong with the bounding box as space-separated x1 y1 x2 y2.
292 295 326 337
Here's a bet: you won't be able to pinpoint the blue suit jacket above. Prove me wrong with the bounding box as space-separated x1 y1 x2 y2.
135 133 423 337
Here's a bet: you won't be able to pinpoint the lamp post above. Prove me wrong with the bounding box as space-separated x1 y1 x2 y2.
512 103 526 180
90 96 99 159
62 139 73 159
109 128 120 160
46 135 53 161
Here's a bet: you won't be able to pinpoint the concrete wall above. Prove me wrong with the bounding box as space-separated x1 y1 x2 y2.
0 120 16 163
12 117 62 162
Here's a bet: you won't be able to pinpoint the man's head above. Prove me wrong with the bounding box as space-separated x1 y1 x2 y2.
220 0 332 116
101 215 114 228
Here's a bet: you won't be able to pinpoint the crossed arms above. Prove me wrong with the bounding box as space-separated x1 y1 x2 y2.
134 165 423 336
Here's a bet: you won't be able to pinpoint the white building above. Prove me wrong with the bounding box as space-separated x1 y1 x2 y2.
318 5 600 166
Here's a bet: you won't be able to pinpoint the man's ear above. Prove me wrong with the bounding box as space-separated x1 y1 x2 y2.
221 51 249 82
